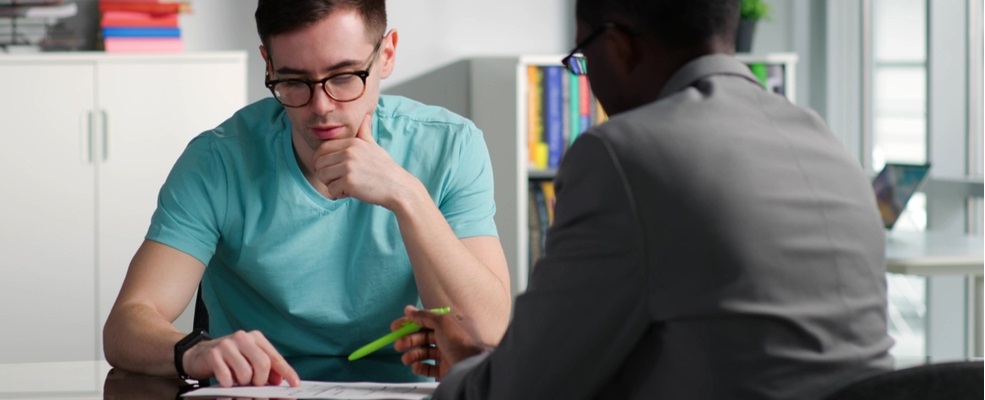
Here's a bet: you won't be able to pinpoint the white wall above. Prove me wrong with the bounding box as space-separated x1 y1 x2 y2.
177 1 816 110
180 0 574 104
747 0 824 113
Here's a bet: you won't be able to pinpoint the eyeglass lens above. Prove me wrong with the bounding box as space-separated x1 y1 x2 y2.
272 74 366 107
564 54 588 75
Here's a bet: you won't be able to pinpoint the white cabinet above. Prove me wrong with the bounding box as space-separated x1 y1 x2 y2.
386 54 798 297
0 52 247 363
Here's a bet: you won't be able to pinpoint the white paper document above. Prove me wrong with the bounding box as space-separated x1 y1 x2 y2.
182 380 438 399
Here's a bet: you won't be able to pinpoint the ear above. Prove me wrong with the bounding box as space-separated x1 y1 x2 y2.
259 45 273 77
606 27 642 77
379 29 398 79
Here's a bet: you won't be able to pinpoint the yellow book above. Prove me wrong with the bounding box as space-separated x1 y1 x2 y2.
535 142 549 171
527 66 543 167
596 101 608 124
539 181 556 225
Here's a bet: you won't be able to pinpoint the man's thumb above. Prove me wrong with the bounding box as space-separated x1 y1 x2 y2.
356 113 373 142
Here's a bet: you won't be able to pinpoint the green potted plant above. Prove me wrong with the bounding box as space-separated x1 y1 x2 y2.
736 0 771 53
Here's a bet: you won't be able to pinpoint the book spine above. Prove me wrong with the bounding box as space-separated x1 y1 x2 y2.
539 180 556 226
101 12 179 28
561 70 570 154
526 65 543 169
103 37 183 52
99 2 189 14
568 70 581 146
595 100 608 125
543 66 564 169
579 75 592 136
102 27 180 38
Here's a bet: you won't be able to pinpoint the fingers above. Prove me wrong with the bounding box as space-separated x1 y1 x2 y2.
403 305 441 329
400 344 441 366
215 335 254 386
253 333 301 387
209 348 235 387
190 330 299 388
411 362 435 378
355 113 373 142
390 315 412 331
410 360 440 378
394 330 432 352
238 335 272 386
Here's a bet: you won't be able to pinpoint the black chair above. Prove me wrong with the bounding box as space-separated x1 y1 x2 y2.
193 283 209 332
823 360 983 400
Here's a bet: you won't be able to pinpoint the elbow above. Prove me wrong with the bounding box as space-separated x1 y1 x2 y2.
102 309 128 369
102 316 120 367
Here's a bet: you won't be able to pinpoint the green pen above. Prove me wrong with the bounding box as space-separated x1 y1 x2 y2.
347 307 451 361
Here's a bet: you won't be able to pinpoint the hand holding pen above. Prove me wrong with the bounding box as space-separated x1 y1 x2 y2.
348 307 452 361
391 305 494 379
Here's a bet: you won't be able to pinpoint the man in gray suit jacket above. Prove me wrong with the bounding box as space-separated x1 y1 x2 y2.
393 0 895 398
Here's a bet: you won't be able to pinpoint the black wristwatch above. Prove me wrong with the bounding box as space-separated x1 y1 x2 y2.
174 330 211 380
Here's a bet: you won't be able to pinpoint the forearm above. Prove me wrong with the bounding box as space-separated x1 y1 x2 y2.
390 183 511 344
103 302 187 377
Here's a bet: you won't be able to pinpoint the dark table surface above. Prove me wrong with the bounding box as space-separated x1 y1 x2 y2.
0 359 432 400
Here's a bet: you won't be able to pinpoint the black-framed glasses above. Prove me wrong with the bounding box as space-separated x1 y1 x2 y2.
265 38 383 108
561 22 615 76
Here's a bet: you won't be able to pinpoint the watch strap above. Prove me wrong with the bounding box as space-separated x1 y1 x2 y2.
174 330 211 380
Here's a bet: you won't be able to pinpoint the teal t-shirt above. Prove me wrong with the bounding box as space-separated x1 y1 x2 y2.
146 95 498 381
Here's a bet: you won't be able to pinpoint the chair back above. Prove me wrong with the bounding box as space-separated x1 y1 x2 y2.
193 283 209 332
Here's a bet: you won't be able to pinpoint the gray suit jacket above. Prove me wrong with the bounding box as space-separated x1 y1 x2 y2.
436 54 895 400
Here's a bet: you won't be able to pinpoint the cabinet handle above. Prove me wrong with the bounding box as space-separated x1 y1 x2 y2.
101 109 109 161
86 111 95 163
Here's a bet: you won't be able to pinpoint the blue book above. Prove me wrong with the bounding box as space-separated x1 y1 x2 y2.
102 27 181 38
542 66 564 169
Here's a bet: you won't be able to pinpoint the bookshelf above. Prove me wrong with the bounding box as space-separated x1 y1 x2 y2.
385 53 798 297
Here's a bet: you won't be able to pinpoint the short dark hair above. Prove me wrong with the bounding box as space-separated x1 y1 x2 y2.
575 0 739 50
255 0 387 49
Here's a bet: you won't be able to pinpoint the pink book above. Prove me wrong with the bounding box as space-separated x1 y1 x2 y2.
104 37 183 53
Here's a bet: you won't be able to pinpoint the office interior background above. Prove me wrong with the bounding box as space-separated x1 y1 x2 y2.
1 0 982 367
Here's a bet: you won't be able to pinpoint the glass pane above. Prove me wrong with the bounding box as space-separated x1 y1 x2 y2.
976 275 984 357
891 192 927 232
887 274 927 366
872 68 927 167
871 0 929 366
873 0 926 62
968 2 985 177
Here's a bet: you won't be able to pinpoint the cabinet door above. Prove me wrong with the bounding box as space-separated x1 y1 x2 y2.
0 62 99 362
94 57 246 355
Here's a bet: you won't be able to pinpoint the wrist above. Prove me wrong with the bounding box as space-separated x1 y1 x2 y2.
386 176 430 215
174 330 211 380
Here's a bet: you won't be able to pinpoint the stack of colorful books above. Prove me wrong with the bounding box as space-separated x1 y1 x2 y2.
525 64 608 171
99 0 191 53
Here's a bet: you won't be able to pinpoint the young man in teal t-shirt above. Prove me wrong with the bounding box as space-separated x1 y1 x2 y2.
103 0 511 387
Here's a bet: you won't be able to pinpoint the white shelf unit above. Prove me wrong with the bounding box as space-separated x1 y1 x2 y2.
385 53 798 297
0 52 248 363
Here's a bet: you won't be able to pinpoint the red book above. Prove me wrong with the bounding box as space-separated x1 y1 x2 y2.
101 11 178 27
